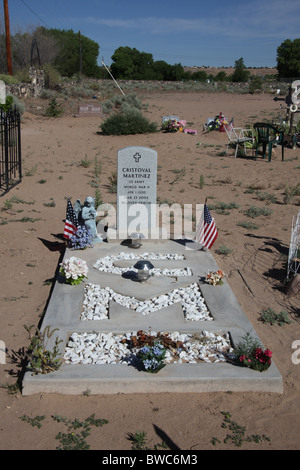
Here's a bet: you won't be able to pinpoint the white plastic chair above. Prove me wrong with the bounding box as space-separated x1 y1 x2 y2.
224 124 254 158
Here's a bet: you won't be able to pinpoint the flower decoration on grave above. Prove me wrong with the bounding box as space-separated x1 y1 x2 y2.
68 225 93 250
205 270 226 286
238 347 272 372
129 330 186 373
161 119 196 135
60 256 88 285
232 332 272 373
138 343 167 373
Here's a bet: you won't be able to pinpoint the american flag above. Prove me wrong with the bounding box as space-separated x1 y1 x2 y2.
196 203 218 249
63 199 77 239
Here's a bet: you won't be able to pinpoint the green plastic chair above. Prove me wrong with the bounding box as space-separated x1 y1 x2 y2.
253 122 284 162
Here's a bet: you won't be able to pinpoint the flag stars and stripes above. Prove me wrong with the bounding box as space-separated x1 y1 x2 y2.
196 203 218 249
63 199 78 240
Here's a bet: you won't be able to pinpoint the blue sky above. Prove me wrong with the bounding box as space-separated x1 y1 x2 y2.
5 0 300 68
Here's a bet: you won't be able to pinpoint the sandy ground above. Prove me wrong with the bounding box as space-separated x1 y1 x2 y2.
0 88 299 451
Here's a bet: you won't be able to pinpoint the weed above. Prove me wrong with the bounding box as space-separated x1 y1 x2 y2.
52 414 108 450
94 189 103 208
37 179 47 184
107 171 118 193
215 245 233 256
20 415 45 429
43 201 56 207
24 325 62 375
259 308 292 326
255 191 277 204
199 174 205 189
237 221 259 230
283 183 300 204
0 381 20 394
243 206 273 218
94 156 102 178
80 154 92 168
24 165 37 176
211 411 271 447
128 431 167 450
208 202 239 215
170 167 185 184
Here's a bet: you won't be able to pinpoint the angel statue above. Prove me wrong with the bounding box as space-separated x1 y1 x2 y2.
74 196 103 242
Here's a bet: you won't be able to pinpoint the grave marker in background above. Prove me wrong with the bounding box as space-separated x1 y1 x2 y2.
76 102 102 117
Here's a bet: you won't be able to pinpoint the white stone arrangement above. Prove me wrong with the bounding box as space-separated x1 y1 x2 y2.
93 252 192 277
81 282 213 321
64 330 232 365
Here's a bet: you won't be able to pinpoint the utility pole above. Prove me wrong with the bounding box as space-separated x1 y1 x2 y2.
3 0 12 76
79 30 82 74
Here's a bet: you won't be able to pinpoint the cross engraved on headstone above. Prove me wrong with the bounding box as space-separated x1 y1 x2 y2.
117 146 158 239
133 153 141 163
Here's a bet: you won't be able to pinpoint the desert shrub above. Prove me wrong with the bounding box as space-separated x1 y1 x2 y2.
100 109 157 135
43 64 62 90
243 206 273 218
0 74 19 85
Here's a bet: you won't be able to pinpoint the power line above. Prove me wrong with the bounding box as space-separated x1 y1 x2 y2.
19 0 50 28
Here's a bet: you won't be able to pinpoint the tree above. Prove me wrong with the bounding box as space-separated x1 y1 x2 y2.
49 29 100 77
111 46 155 80
231 57 250 82
277 39 300 78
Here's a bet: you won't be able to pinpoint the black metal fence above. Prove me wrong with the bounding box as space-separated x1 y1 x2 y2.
0 108 22 196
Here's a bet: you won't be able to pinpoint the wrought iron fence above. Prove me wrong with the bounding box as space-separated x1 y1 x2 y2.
0 108 22 196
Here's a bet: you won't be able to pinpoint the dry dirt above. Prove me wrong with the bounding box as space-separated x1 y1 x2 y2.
0 88 299 451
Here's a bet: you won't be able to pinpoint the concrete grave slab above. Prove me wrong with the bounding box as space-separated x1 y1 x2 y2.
22 240 283 395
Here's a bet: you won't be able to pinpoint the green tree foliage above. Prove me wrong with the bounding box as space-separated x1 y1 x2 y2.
277 39 300 78
110 46 185 81
0 24 100 78
231 57 250 82
48 29 100 77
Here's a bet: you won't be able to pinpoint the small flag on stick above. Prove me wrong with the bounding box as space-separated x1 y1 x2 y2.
63 199 77 240
196 203 218 249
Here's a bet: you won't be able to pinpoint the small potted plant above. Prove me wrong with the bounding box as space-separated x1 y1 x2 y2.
138 343 166 373
60 256 88 285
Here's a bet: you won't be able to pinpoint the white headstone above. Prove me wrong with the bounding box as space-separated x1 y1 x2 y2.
117 146 157 239
162 115 180 123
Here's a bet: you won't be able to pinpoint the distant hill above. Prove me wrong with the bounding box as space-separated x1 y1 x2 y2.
184 67 277 77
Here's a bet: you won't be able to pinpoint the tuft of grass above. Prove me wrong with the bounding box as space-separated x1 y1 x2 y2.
259 308 292 326
80 154 92 168
215 244 233 256
243 206 272 218
237 221 259 230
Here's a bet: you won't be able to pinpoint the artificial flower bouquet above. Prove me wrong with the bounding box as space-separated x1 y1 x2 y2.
205 270 226 286
138 343 166 373
60 256 88 285
68 225 93 250
233 332 272 372
239 346 272 372
161 119 197 135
